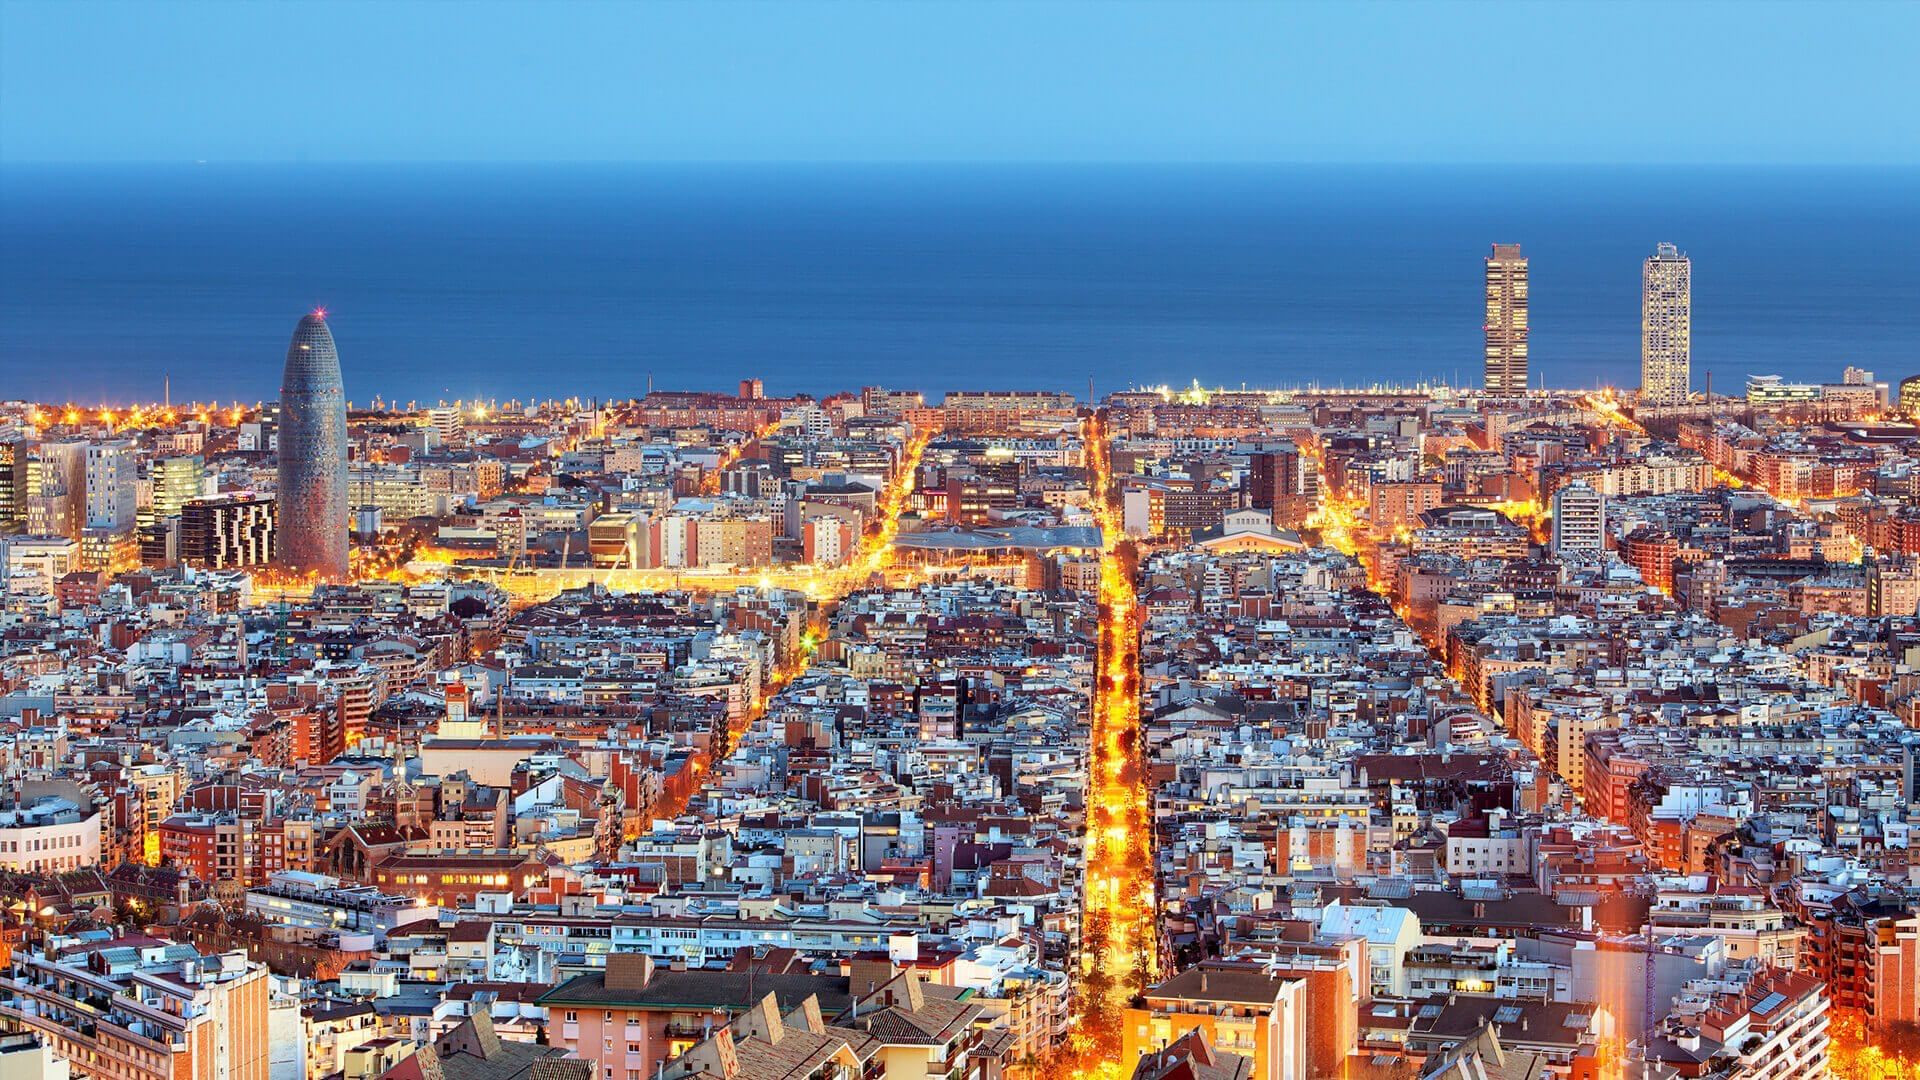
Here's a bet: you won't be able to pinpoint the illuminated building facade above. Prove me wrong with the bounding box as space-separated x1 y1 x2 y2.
146 454 205 524
0 441 24 529
1640 242 1692 406
1483 243 1530 395
1247 446 1318 528
83 440 137 532
25 441 85 538
276 311 350 579
1550 480 1604 556
1899 374 1920 419
180 494 278 569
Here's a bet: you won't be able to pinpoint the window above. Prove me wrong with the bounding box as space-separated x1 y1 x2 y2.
565 1011 577 1023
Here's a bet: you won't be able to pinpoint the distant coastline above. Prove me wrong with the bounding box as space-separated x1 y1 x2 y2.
3 162 1916 403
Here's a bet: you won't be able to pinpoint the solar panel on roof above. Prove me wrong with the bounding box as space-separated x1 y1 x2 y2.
1754 991 1788 1015
1494 1005 1524 1024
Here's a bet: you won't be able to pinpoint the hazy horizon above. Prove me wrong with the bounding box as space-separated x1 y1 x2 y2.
6 161 1914 403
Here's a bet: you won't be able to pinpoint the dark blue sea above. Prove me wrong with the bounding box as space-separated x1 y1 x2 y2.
2 164 1916 404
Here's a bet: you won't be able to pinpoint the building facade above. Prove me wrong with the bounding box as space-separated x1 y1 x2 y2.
276 311 350 579
1640 242 1692 406
180 495 277 570
146 455 205 525
84 441 137 533
1550 481 1605 556
0 798 101 875
1247 448 1317 528
0 944 270 1080
0 442 25 530
1483 243 1530 395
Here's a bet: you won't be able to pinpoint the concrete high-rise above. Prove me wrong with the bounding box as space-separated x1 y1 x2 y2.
276 310 350 579
1551 481 1605 557
84 441 138 532
1640 242 1692 406
1483 243 1529 395
1247 446 1319 528
26 441 87 538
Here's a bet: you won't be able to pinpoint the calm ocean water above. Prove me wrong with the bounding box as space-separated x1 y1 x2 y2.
2 164 1916 404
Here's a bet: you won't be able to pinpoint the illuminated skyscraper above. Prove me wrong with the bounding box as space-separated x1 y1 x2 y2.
1483 243 1529 395
1900 375 1920 419
1640 242 1692 406
0 443 25 530
144 454 205 525
276 310 349 579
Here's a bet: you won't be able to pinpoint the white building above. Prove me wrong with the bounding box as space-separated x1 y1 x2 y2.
1 535 79 594
84 440 137 532
1640 242 1692 406
0 797 102 874
1550 481 1605 556
1320 900 1420 997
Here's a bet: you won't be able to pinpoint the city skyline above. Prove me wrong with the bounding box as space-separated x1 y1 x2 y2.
9 237 1728 406
4 4 1919 1078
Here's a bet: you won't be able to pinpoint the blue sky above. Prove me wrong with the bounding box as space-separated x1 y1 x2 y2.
4 0 1915 165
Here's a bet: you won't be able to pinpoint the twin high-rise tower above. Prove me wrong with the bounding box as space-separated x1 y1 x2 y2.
1481 241 1691 405
277 310 350 579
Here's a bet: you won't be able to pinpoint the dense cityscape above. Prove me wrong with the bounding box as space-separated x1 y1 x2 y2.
1 237 1918 1080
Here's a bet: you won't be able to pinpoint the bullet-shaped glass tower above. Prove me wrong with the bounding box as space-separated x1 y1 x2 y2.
276 311 350 579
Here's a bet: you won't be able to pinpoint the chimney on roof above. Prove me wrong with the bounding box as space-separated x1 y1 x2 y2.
849 954 895 1003
605 952 655 991
1200 971 1209 994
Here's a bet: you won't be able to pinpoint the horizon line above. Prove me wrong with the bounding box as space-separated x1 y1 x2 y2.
6 157 1920 170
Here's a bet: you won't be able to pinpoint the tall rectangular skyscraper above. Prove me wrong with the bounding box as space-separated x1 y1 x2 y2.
84 441 137 532
1483 243 1529 395
1640 242 1692 406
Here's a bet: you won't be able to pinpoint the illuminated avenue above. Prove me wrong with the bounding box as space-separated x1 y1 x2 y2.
11 350 1920 1080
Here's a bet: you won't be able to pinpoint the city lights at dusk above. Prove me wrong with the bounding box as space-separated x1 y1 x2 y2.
3 2 1918 1078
